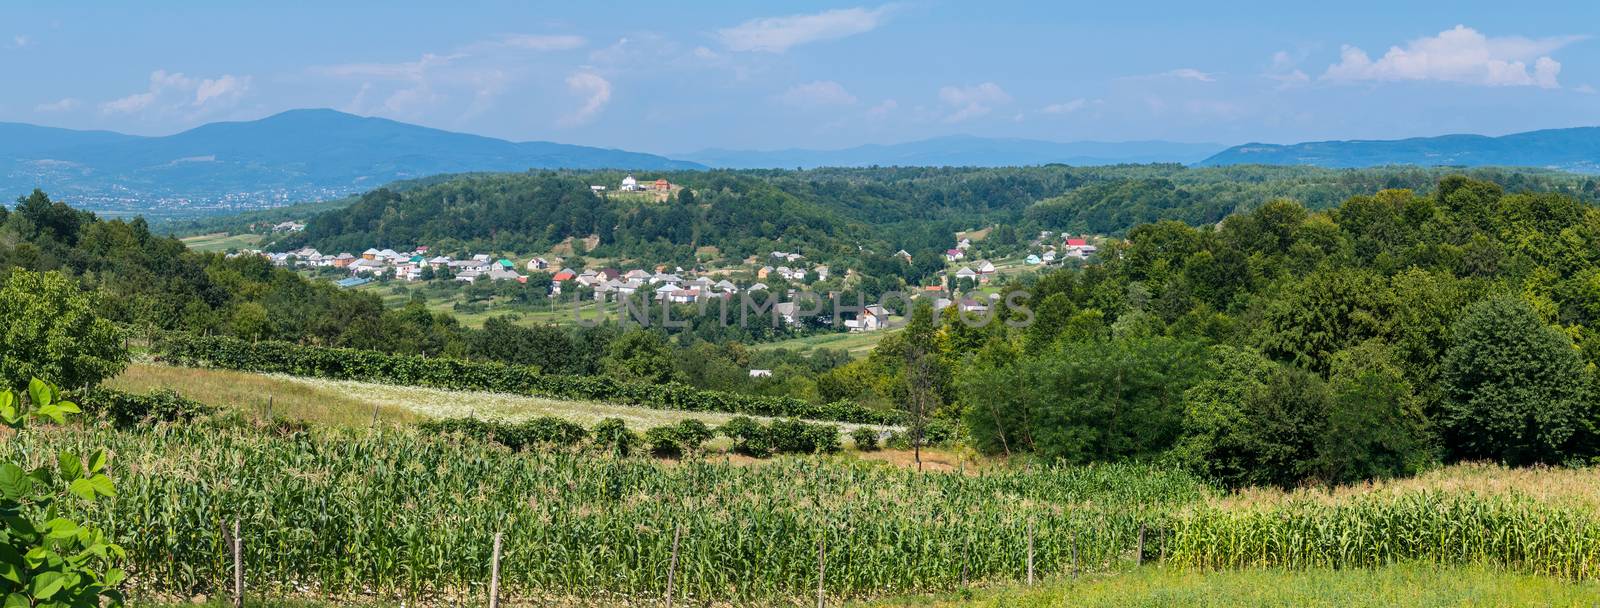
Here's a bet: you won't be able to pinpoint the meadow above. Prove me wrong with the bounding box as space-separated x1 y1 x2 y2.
178 232 267 253
873 563 1600 607
107 362 891 439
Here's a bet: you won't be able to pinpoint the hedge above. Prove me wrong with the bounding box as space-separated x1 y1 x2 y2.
153 334 900 425
718 416 841 457
419 417 589 452
78 387 216 426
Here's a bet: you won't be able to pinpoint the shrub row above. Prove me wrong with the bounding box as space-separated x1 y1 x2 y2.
154 334 900 425
423 415 844 460
720 416 842 457
418 416 589 452
78 387 216 426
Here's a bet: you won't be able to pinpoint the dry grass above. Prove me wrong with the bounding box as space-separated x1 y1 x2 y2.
106 362 420 427
1217 462 1600 511
109 363 894 440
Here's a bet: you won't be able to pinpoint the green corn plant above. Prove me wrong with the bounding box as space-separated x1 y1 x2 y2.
1 378 126 608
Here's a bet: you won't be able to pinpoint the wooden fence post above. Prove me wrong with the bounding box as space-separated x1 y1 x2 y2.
488 532 503 608
1071 529 1079 577
816 535 826 608
265 394 273 420
1137 522 1146 567
665 523 682 608
232 520 243 608
1026 518 1035 586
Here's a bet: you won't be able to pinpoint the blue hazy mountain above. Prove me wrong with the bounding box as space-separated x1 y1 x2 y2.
1199 127 1600 173
682 135 1227 169
1 109 703 214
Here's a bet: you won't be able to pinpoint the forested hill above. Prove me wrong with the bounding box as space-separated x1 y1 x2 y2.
1199 127 1600 173
1 109 701 215
270 165 1599 266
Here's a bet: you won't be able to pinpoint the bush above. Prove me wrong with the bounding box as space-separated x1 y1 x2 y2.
645 420 716 458
718 416 770 457
592 418 637 457
80 387 215 426
156 334 898 425
767 419 841 455
420 416 588 452
851 426 881 451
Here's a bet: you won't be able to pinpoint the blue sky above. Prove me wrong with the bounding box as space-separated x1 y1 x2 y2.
3 1 1599 152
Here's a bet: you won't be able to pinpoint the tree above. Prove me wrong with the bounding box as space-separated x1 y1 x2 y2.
601 329 679 385
1175 345 1329 489
1315 340 1432 485
900 300 945 471
969 333 1211 465
0 270 128 390
1257 266 1388 374
1439 295 1593 465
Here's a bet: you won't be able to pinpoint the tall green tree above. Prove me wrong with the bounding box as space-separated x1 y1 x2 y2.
601 329 679 385
1439 295 1593 465
0 269 128 390
1316 340 1432 485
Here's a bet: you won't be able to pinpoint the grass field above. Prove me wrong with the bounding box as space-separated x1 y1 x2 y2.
751 328 897 357
870 563 1600 607
180 232 266 252
107 362 891 439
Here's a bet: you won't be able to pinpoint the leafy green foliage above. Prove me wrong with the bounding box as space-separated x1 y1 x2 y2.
601 330 679 385
850 426 881 451
1439 295 1593 465
643 420 715 458
419 416 589 452
962 333 1212 465
0 379 125 607
77 387 216 427
590 418 637 457
0 270 128 391
717 416 841 456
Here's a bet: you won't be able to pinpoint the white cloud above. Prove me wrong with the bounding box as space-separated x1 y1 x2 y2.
314 52 514 117
101 70 252 115
718 5 895 53
1323 25 1579 88
1163 68 1216 82
34 98 79 113
1578 84 1597 95
497 34 586 51
559 72 611 127
195 74 250 107
938 82 1011 123
1265 51 1311 89
1041 98 1089 114
9 35 29 48
778 80 857 108
867 99 898 117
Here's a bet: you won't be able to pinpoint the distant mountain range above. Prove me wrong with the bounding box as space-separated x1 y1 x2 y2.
8 108 1600 219
682 135 1227 169
1199 127 1600 173
0 109 701 216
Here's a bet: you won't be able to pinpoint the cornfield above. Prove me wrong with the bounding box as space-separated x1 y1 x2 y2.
8 423 1600 605
4 423 1201 605
1171 491 1600 579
